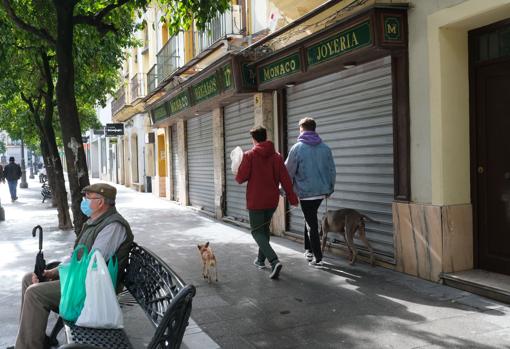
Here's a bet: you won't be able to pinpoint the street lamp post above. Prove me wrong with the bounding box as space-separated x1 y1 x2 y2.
0 199 4 221
0 191 4 221
20 139 28 188
29 151 34 179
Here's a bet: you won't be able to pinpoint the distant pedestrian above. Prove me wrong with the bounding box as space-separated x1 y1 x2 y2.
285 117 336 268
236 126 298 279
0 163 5 183
4 156 22 202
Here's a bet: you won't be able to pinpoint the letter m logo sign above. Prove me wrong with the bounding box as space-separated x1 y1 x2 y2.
384 16 401 42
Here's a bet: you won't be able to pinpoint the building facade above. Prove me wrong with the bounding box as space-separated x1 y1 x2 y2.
402 0 510 287
0 131 22 164
110 0 510 290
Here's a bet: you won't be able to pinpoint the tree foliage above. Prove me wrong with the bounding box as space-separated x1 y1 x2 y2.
1 0 231 231
0 12 41 149
159 0 230 35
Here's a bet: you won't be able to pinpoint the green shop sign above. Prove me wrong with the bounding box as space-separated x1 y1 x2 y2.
307 21 371 66
192 74 219 103
169 91 190 114
242 63 256 88
221 64 234 91
384 16 401 41
259 53 301 84
153 103 168 122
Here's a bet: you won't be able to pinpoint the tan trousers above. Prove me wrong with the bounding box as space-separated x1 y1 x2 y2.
15 272 60 349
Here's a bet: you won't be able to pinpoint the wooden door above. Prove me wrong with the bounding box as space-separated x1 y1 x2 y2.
474 59 510 275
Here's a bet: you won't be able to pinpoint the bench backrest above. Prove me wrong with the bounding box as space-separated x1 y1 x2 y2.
123 242 196 349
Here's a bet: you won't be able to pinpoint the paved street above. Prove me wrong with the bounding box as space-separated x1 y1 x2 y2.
1 177 510 348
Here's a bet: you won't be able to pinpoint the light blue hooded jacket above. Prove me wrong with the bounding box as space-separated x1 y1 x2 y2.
285 131 336 199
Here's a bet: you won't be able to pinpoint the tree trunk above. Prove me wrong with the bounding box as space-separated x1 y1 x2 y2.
48 142 73 229
54 0 89 233
40 50 73 230
40 140 57 201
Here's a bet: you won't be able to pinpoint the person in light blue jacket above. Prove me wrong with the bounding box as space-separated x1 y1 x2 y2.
285 117 336 267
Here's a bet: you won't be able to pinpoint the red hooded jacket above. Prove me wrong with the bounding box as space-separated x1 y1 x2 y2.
235 141 298 210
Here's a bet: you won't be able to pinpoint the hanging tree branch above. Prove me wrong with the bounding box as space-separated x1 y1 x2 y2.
1 0 56 45
40 49 54 90
74 0 134 34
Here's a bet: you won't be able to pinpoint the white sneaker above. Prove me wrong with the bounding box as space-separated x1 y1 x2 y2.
304 250 313 262
269 262 282 279
309 260 324 268
253 259 267 270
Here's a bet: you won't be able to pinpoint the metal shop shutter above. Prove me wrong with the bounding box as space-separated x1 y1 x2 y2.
186 112 215 213
224 98 254 222
286 56 395 261
171 125 180 201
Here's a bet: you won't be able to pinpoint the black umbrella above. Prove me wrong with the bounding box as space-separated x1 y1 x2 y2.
32 225 46 281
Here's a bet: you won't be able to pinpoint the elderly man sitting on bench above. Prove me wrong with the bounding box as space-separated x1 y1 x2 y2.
10 183 133 349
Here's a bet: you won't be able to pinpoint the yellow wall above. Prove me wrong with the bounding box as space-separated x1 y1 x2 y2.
428 0 510 205
162 23 169 45
270 0 327 24
184 30 194 63
157 133 167 177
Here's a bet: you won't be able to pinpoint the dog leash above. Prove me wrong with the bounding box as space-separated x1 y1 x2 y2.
250 206 298 232
251 195 327 233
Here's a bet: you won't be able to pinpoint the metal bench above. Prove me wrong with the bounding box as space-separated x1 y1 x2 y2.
55 242 196 349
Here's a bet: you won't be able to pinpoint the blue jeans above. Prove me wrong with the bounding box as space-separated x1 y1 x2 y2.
7 180 18 200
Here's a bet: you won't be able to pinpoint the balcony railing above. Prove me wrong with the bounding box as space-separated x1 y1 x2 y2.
148 5 241 91
148 64 158 93
156 35 181 84
194 5 242 56
111 87 126 116
130 73 147 102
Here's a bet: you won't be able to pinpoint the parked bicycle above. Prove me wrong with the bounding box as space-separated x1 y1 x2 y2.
41 180 52 203
39 173 47 183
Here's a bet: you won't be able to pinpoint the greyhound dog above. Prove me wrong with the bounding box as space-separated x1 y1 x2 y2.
197 242 218 283
320 208 376 265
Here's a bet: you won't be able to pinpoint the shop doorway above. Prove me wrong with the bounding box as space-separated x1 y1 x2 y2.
157 133 167 197
470 21 510 275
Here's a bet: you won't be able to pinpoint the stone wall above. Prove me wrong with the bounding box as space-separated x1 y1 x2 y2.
394 202 473 281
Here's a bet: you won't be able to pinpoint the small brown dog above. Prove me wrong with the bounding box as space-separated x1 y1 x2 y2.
320 208 376 266
197 242 218 283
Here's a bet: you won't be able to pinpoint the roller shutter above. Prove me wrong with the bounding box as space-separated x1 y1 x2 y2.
187 113 215 213
286 56 395 261
224 98 254 222
171 125 179 201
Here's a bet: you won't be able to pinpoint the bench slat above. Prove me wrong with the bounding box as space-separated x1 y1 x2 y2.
64 321 132 349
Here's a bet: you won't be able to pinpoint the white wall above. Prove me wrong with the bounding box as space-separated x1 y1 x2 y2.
251 0 268 33
90 139 100 178
95 98 113 126
123 113 147 186
93 98 119 182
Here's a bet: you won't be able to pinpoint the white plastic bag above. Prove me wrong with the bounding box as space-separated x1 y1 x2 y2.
75 250 123 329
230 146 243 175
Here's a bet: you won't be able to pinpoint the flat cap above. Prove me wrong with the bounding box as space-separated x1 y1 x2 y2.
81 183 117 201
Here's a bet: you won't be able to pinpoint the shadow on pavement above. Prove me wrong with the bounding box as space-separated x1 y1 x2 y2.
2 177 509 349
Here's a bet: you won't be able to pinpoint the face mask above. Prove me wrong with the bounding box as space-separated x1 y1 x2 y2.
80 198 93 217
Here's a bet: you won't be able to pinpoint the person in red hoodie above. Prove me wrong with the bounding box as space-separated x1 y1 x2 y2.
236 126 298 279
